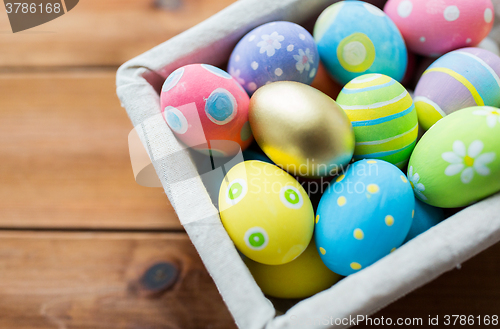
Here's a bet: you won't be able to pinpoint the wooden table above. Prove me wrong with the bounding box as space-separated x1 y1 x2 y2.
0 1 498 328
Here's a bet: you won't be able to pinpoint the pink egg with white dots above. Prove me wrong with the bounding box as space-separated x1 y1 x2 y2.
160 64 252 157
384 0 494 57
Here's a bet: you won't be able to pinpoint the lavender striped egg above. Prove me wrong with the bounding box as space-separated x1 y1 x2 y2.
228 21 319 94
414 47 500 130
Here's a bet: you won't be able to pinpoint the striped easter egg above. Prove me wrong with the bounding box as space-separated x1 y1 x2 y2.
337 74 418 168
414 47 500 130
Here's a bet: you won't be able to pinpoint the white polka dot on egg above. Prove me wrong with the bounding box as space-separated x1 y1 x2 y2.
397 0 413 18
299 33 306 40
309 68 316 79
385 0 494 57
484 8 493 23
251 61 259 70
287 44 294 52
275 68 283 76
248 82 257 91
444 6 460 22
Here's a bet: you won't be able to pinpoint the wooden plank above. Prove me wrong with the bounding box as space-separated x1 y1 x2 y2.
0 232 498 329
0 0 237 68
0 231 236 329
0 71 182 229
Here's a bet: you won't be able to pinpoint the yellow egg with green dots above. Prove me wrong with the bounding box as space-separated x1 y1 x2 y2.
337 73 418 169
244 240 342 299
219 160 314 265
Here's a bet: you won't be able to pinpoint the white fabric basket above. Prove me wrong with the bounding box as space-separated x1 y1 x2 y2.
116 1 500 328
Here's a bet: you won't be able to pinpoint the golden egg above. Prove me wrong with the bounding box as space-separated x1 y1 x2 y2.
249 81 354 177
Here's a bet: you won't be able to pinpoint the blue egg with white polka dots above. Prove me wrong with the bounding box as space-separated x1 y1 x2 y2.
228 21 319 94
315 159 414 276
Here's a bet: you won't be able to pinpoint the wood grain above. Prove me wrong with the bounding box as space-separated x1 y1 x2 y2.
0 231 497 329
0 0 237 68
0 231 236 329
0 71 182 229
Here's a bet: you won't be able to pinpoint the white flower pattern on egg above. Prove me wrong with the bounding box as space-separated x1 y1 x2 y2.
408 166 427 200
257 32 284 57
294 48 314 73
229 67 245 86
473 108 500 128
442 140 496 184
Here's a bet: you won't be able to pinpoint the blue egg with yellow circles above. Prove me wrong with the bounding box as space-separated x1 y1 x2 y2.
313 1 407 85
315 159 414 276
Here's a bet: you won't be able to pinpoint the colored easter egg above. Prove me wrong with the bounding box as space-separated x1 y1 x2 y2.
384 0 494 57
313 1 407 85
161 64 252 156
414 48 500 130
244 240 341 299
408 106 500 208
219 161 314 265
403 199 445 243
228 21 318 95
336 74 418 168
315 159 415 276
249 81 355 178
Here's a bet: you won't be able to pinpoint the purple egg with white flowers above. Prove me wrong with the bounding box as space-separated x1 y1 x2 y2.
228 21 319 94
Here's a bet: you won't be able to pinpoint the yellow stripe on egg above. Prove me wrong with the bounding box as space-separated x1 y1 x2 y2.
423 67 484 106
414 96 446 131
341 93 412 123
344 74 391 90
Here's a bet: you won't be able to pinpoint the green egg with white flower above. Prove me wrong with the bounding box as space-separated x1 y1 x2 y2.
408 106 500 208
